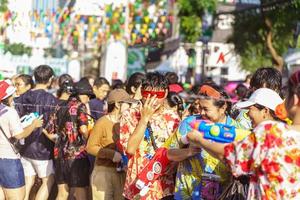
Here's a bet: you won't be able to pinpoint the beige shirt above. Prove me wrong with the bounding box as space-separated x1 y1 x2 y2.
87 116 120 168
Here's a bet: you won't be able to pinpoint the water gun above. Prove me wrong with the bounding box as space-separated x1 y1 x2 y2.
180 116 250 145
116 154 128 172
128 147 170 197
20 112 40 128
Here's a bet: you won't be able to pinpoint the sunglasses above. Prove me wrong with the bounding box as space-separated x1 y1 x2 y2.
199 85 221 99
141 90 166 99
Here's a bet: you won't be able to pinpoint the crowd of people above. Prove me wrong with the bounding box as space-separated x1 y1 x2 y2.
0 64 300 200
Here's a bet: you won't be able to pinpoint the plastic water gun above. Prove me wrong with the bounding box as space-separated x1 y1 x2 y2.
20 112 40 128
128 147 170 197
116 154 128 172
180 116 251 145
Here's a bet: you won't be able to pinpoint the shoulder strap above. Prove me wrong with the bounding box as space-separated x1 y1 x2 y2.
147 122 158 150
0 125 11 142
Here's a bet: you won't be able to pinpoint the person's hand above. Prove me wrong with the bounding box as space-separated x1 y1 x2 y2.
187 145 201 157
33 115 44 128
181 104 191 120
140 95 160 122
112 151 122 163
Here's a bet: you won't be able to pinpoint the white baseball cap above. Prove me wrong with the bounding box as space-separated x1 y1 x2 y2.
235 88 283 111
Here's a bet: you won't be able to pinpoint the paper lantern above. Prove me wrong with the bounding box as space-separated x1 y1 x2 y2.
140 28 146 35
135 24 141 30
155 28 160 34
162 28 168 34
113 12 120 18
150 22 156 29
157 22 163 29
132 33 137 40
119 16 125 24
144 16 150 24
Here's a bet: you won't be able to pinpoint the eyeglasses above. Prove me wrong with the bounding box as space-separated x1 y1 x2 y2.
199 85 221 99
141 90 166 99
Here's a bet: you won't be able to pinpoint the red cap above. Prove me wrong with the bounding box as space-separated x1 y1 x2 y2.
0 80 16 101
169 84 183 93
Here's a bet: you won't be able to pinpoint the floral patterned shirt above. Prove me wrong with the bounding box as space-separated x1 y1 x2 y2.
46 98 89 160
120 106 180 200
224 120 300 200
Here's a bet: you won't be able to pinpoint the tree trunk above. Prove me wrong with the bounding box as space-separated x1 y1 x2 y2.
265 18 284 72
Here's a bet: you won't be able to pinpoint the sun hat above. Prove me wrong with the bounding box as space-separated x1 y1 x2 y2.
235 88 283 111
107 89 138 104
0 80 16 101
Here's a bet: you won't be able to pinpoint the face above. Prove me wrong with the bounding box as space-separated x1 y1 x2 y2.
199 99 226 123
285 94 298 120
247 105 266 127
133 85 142 100
79 94 90 104
141 87 167 109
15 78 31 95
93 84 110 100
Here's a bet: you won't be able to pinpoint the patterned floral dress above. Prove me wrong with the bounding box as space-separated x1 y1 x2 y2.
224 120 300 200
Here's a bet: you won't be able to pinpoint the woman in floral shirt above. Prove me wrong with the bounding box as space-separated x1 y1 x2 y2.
168 84 248 200
120 72 180 200
44 79 93 199
187 71 300 199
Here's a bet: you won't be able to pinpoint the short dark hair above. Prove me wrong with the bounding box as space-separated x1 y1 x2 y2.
126 72 145 95
17 74 34 89
235 83 248 100
250 67 282 93
112 79 125 90
165 72 178 84
33 65 54 84
94 77 109 88
142 72 169 91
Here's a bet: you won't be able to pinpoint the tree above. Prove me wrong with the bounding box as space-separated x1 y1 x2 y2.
178 0 217 43
228 0 300 72
0 0 8 13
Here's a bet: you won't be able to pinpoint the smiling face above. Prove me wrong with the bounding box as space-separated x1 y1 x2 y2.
199 98 226 123
247 105 266 127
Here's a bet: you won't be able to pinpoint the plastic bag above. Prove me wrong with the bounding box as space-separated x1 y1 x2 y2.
218 176 249 200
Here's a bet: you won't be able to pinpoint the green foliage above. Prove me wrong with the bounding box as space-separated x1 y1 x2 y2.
4 43 32 56
229 0 300 72
178 0 217 43
0 0 8 13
